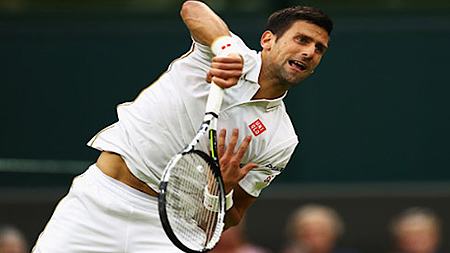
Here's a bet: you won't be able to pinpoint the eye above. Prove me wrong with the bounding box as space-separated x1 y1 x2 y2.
315 45 323 53
296 36 306 43
315 44 327 54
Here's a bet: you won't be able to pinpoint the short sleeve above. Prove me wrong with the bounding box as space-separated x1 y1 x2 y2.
238 137 298 197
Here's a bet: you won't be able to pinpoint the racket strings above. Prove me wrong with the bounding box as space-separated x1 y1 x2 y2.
199 169 219 245
165 152 222 250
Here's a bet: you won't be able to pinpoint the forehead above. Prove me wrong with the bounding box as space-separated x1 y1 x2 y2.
400 216 437 232
283 20 329 44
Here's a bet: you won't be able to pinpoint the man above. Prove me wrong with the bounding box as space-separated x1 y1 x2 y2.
389 207 443 253
0 226 28 253
282 204 359 253
33 1 333 252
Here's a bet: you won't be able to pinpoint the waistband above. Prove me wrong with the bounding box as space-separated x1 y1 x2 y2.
85 164 158 211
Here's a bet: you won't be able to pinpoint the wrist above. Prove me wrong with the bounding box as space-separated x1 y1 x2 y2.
211 36 239 56
203 187 234 212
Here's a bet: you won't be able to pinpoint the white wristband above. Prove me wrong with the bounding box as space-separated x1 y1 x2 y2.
211 36 239 56
203 187 234 212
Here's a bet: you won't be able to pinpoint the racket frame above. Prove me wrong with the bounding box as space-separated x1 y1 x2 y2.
158 83 226 252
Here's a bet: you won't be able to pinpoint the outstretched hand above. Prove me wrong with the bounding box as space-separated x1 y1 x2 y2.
206 53 243 89
217 128 259 194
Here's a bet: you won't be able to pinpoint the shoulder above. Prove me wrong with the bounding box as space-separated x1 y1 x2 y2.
264 101 298 141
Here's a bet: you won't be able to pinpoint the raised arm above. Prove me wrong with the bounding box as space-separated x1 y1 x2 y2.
180 0 230 46
181 1 243 89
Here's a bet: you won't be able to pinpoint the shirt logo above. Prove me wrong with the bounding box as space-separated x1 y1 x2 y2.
249 119 266 136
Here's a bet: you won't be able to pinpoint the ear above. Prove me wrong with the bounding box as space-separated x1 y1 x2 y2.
260 30 275 51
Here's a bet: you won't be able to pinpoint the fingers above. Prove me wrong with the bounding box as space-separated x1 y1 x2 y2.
224 128 239 157
218 128 260 191
210 65 242 80
211 57 243 68
206 55 243 88
219 128 257 169
217 128 226 159
211 76 241 89
212 54 243 65
241 162 259 174
219 128 249 159
235 134 252 160
210 57 243 80
206 71 212 83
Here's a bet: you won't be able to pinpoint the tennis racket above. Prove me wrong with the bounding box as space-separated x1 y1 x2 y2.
158 82 226 253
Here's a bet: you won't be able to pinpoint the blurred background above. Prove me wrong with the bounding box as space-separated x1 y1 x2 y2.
1 0 449 252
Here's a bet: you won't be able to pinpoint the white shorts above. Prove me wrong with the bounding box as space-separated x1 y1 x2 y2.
32 164 183 253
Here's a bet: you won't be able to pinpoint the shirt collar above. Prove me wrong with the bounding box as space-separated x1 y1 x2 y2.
242 51 261 84
258 92 287 111
243 52 286 111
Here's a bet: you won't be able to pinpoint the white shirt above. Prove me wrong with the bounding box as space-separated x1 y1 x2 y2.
88 33 299 197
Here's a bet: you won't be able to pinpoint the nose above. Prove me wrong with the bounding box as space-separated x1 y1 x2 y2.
302 44 315 59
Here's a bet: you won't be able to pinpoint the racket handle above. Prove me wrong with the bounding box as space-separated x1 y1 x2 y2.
206 82 224 115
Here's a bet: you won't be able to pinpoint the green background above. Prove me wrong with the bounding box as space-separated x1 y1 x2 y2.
1 1 450 252
1 1 449 185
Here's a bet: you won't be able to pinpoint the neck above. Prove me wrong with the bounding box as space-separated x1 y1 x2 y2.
253 59 289 100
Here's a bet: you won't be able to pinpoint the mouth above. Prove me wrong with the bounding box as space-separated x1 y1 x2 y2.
288 60 307 72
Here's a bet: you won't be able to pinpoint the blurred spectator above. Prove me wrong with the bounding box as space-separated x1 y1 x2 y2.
0 225 28 253
389 207 442 253
281 204 359 253
210 217 272 253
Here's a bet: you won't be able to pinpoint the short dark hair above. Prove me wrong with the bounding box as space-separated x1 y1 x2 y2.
266 6 333 38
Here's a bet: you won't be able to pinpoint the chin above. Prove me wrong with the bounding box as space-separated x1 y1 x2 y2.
290 75 308 86
278 69 308 87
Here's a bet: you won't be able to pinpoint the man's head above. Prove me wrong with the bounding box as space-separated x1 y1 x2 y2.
266 6 333 39
287 204 344 253
390 207 441 253
0 226 28 253
259 6 333 91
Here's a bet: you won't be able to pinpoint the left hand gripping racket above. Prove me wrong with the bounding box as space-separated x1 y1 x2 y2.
158 82 226 253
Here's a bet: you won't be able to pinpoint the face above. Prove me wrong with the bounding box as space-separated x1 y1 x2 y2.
296 215 337 253
397 220 440 253
261 20 329 88
0 235 27 253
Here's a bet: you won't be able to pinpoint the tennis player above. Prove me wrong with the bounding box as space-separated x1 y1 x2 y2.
33 1 333 252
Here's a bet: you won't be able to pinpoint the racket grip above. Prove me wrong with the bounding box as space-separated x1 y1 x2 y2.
205 82 224 115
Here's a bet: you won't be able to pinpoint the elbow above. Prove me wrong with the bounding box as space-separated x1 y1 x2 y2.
180 1 206 19
224 217 242 231
227 219 240 229
224 211 244 230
